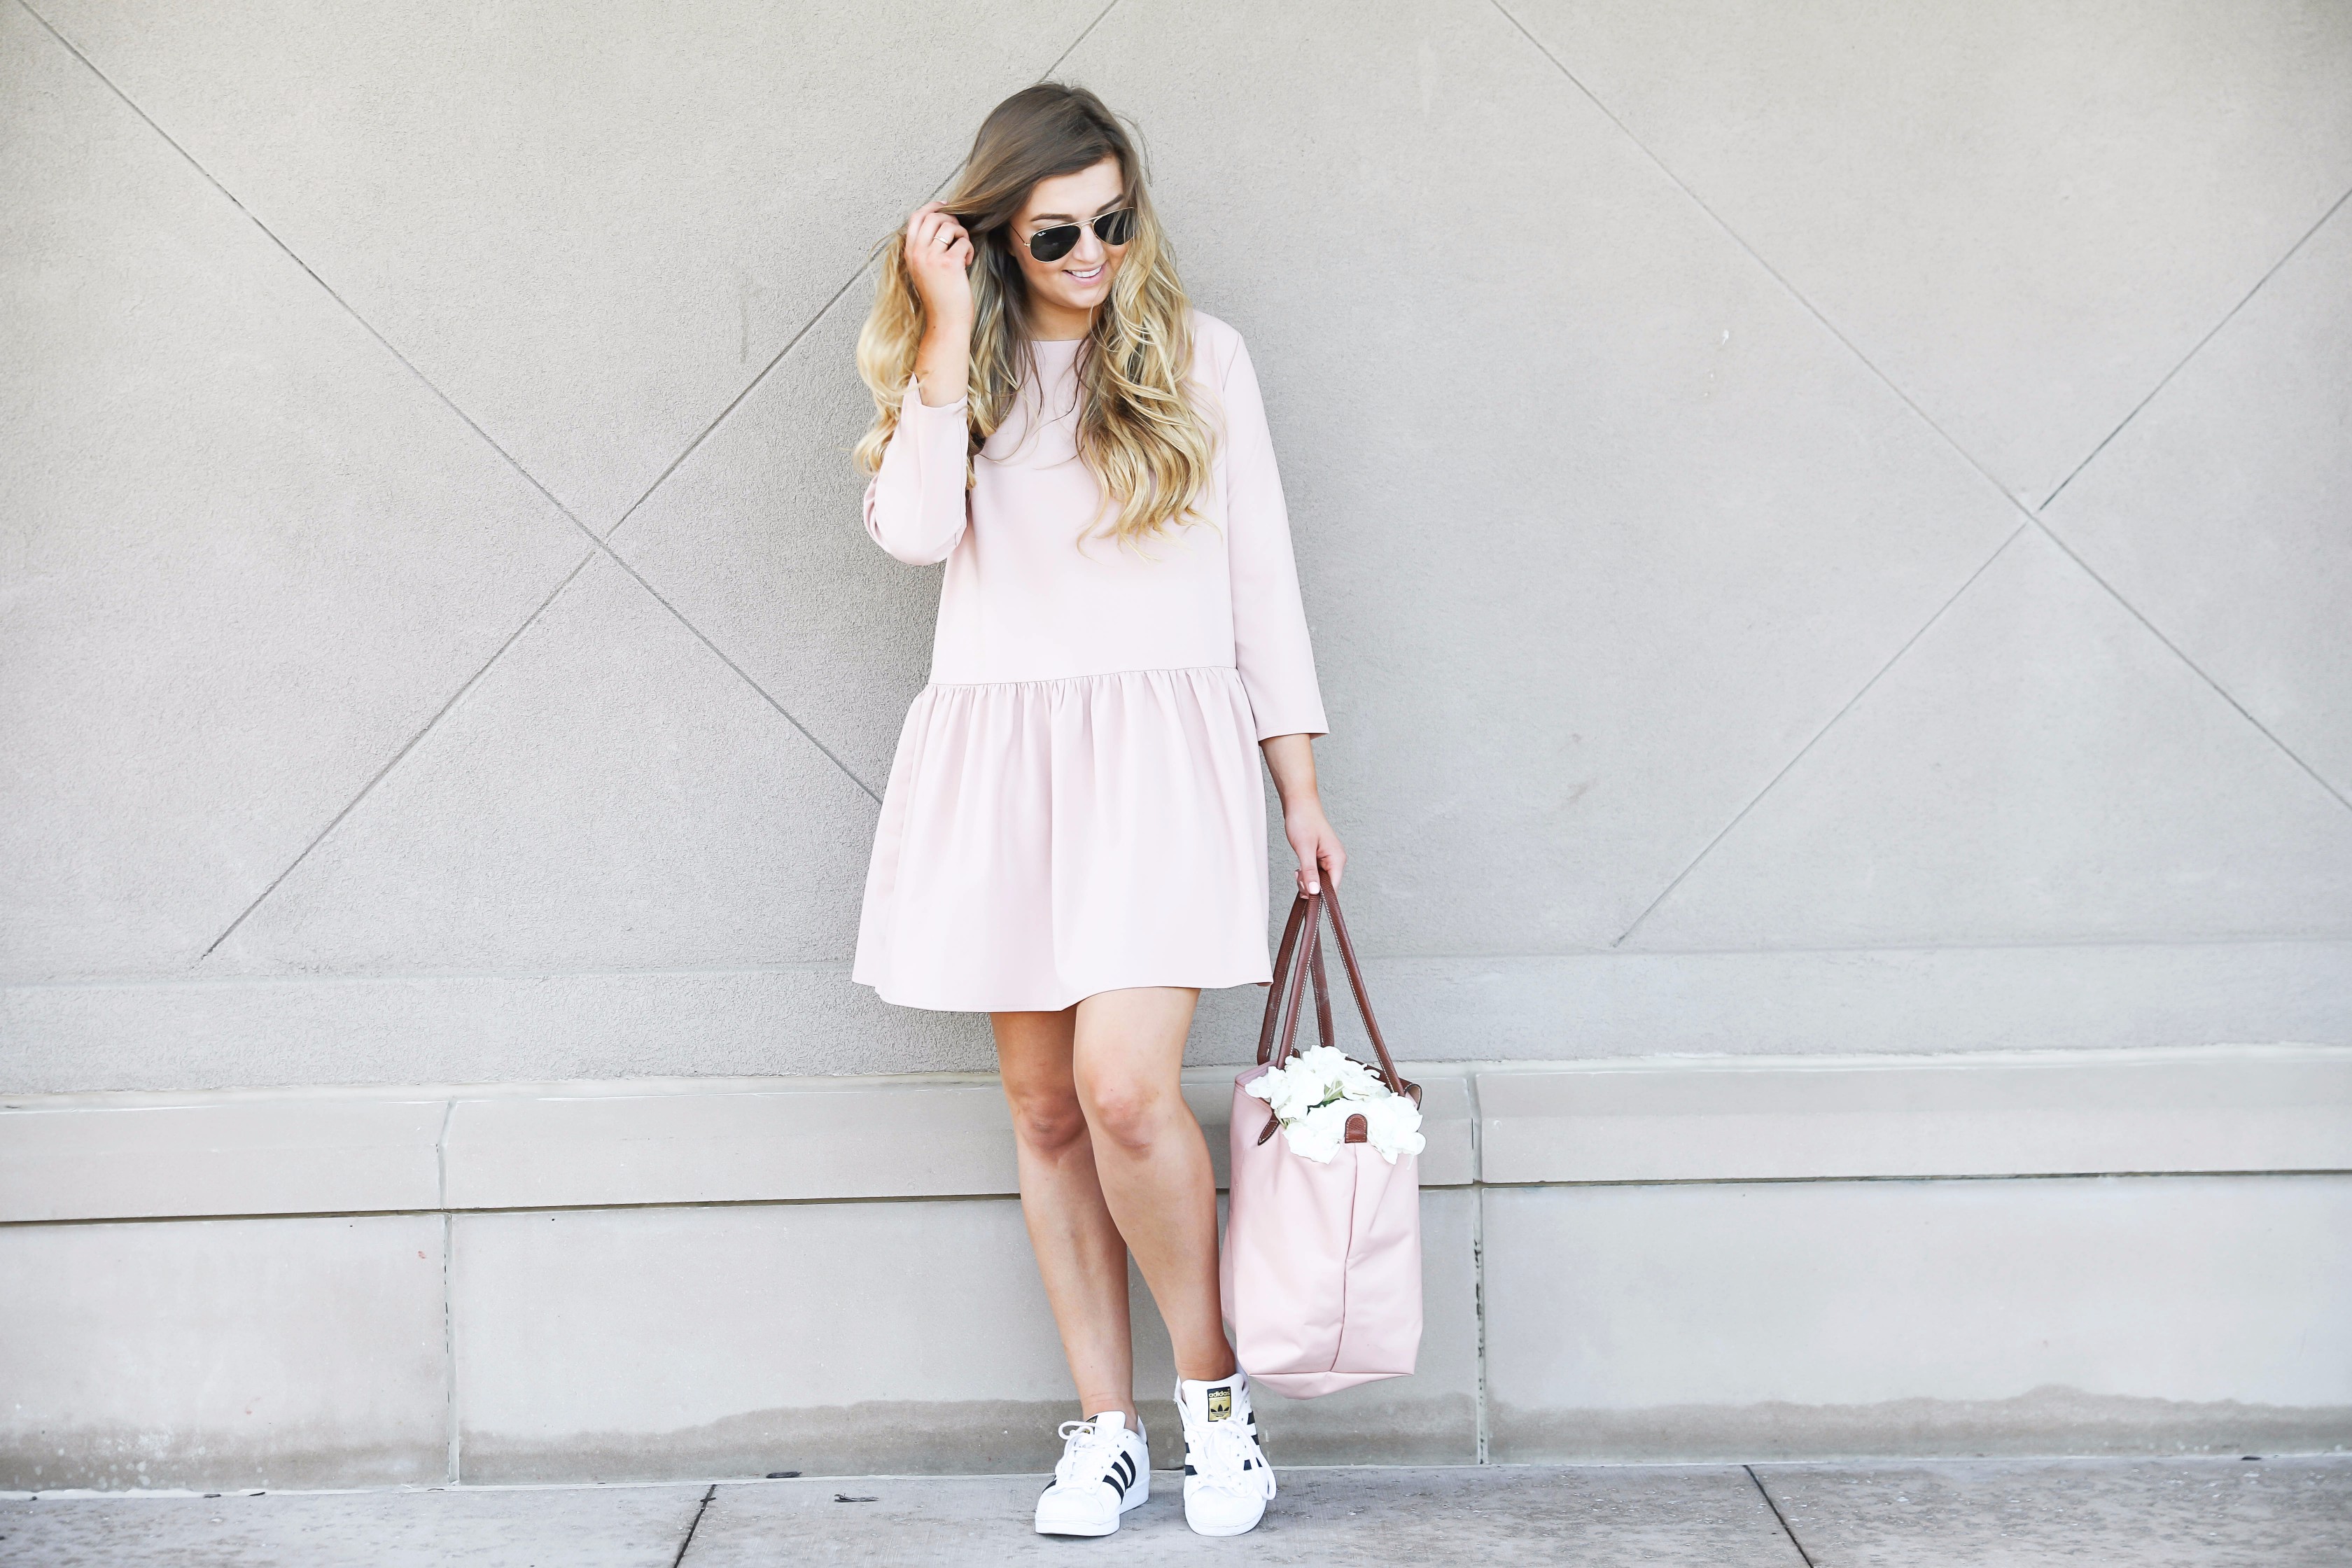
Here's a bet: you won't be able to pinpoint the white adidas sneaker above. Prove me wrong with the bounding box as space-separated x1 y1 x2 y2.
1033 1410 1150 1536
1175 1370 1275 1536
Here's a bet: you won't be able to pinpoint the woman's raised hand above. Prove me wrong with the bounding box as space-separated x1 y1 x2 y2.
904 201 976 326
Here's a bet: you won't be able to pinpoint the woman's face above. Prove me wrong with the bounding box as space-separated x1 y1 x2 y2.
1009 155 1128 326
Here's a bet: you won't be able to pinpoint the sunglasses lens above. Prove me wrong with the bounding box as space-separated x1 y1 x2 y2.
1096 209 1137 246
1028 224 1079 262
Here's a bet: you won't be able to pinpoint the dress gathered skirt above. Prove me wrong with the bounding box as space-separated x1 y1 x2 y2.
850 311 1328 1012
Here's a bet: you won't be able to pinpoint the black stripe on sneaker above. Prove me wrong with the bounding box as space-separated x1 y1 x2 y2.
1109 1453 1133 1492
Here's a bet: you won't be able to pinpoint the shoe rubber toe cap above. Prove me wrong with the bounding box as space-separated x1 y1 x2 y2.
1035 1485 1121 1536
1183 1488 1267 1536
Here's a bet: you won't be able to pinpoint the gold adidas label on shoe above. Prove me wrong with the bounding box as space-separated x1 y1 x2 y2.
1206 1387 1233 1421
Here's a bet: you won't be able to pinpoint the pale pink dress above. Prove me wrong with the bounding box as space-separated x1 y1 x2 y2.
851 309 1327 1011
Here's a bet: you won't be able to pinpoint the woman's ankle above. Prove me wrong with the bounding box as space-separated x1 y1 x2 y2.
1172 1349 1238 1384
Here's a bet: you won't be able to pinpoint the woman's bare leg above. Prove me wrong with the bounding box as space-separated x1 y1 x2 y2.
991 1007 1138 1420
1071 986 1237 1384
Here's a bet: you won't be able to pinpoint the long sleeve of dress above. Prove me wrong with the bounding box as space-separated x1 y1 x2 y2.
862 374 972 565
1218 337 1329 740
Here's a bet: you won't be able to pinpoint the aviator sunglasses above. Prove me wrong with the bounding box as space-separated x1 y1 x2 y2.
1017 206 1137 262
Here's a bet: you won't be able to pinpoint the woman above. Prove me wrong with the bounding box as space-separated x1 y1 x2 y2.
850 83 1340 1541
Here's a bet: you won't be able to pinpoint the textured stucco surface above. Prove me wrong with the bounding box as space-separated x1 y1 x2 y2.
0 1214 450 1491
1754 1456 2352 1568
6 1060 2346 1486
6 1459 2347 1565
448 1189 1478 1481
4 0 2350 1091
0 1485 713 1567
1483 1174 2352 1462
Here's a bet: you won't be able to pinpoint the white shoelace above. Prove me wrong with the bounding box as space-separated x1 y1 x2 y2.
1187 1414 1274 1499
1053 1418 1125 1488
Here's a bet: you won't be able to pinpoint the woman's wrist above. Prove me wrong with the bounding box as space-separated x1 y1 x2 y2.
912 320 971 407
918 311 974 346
1259 732 1319 794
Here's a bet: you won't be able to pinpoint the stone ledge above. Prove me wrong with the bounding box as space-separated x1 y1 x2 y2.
8 939 2347 1092
1476 1043 2352 1184
0 1097 446 1222
444 1070 1478 1209
2 1046 2345 1224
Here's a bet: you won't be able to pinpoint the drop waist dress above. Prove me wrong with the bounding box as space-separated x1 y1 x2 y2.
850 309 1329 1011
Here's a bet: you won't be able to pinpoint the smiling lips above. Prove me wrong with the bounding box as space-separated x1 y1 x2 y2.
1065 262 1106 284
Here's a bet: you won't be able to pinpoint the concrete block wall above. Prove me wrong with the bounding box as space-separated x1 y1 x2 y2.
5 0 2351 1484
5 1048 2348 1489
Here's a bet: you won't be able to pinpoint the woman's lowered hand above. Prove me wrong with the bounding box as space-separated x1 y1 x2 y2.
1261 733 1344 896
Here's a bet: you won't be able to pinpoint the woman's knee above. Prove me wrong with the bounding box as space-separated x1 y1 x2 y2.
1005 1083 1089 1155
1075 1073 1177 1154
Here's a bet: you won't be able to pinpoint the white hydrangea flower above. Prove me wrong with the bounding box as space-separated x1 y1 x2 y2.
1360 1092 1427 1164
1330 1053 1385 1102
1280 1098 1352 1163
1282 1045 1334 1099
1247 1045 1423 1164
1243 1058 1319 1121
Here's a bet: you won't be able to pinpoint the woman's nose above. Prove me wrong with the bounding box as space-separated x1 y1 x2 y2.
1068 228 1105 267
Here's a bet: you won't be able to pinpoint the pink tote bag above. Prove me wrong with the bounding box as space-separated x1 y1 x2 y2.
1219 886 1424 1398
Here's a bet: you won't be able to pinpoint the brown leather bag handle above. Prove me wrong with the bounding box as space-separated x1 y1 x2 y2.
1318 884 1409 1100
1266 888 1405 1090
1252 887 1419 1145
1254 894 1328 1145
1254 892 1314 1066
1264 893 1326 1071
1255 892 1337 1065
1260 888 1336 1062
1309 930 1337 1057
1268 904 1347 1077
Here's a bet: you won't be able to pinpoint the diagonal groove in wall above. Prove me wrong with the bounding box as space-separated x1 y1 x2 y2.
1611 522 2030 949
1486 0 2046 530
604 0 1126 547
49 0 2331 969
13 0 589 549
1484 2 2070 949
2029 182 2352 819
2029 519 2352 816
587 0 1128 791
20 0 899 945
602 259 875 547
164 0 1131 934
2040 181 2352 514
605 547 883 800
1493 0 2352 913
195 550 598 962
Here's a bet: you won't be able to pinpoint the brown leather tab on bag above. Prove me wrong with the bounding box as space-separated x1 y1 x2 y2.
1343 1112 1368 1144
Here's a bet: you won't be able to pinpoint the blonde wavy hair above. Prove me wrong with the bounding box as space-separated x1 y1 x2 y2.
853 83 1217 550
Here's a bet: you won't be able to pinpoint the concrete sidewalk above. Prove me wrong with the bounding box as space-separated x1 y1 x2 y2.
4 1456 2346 1565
